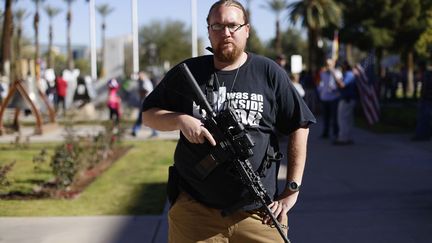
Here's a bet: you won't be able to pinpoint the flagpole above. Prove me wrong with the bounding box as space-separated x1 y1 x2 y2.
331 30 339 62
131 0 139 74
88 0 97 81
191 0 198 57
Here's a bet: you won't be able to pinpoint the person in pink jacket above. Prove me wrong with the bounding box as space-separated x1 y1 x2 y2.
107 78 121 125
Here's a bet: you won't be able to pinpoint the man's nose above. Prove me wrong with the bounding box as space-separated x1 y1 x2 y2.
222 26 232 37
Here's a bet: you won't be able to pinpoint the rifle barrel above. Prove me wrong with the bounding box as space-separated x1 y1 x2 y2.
179 63 216 118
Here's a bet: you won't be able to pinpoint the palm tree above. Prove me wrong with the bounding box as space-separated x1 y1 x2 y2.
263 0 290 56
64 0 76 70
31 0 46 79
288 0 341 73
245 0 253 19
1 0 14 77
44 5 61 69
13 8 29 79
96 3 114 77
242 0 264 54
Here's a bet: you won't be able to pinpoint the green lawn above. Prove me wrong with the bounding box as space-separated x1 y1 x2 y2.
0 140 176 216
355 101 417 133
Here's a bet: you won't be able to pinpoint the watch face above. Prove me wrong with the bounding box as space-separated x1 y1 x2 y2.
289 181 299 191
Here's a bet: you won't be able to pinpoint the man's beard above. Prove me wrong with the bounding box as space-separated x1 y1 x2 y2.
214 42 243 63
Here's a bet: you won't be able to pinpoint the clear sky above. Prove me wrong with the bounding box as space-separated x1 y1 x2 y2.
8 0 296 52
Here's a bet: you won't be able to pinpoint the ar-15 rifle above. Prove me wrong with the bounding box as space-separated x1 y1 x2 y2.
179 63 290 243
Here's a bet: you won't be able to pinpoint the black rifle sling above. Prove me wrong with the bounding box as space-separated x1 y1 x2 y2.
258 134 283 177
205 74 216 108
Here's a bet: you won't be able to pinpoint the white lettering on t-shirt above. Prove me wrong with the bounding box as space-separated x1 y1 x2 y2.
222 91 264 127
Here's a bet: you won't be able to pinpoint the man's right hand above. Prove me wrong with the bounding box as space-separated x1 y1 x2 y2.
178 114 216 146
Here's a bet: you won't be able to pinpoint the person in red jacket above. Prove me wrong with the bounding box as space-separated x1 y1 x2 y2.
55 75 68 115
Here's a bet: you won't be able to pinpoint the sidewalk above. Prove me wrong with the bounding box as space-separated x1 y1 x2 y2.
0 123 180 144
286 122 432 243
1 121 431 243
0 215 168 243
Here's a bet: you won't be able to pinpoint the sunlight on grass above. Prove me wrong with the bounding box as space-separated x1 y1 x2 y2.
0 140 176 216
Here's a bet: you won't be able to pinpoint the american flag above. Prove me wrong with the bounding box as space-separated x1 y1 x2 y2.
353 52 380 125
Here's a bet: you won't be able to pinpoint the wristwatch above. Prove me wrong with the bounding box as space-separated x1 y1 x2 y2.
287 181 301 192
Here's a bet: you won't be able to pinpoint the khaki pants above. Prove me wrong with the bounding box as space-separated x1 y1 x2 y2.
168 192 288 243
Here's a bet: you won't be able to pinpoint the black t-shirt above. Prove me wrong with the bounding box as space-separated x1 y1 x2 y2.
143 53 316 210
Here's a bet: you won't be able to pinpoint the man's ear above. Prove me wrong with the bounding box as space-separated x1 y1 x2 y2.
246 24 250 38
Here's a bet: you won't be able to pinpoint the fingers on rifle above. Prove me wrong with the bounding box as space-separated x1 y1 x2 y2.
269 201 278 214
274 205 283 220
198 134 205 144
189 136 197 144
277 210 288 223
202 127 216 146
262 215 270 225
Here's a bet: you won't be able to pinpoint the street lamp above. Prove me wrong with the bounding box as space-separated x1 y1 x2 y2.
87 0 97 81
191 0 198 57
131 0 139 74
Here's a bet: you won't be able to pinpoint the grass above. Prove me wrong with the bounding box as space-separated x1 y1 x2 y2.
0 143 57 194
0 140 176 216
355 101 417 133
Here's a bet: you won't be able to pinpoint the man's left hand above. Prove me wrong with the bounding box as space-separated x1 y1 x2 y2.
263 191 299 226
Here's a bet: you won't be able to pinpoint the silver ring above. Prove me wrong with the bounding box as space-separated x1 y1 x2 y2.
280 224 288 229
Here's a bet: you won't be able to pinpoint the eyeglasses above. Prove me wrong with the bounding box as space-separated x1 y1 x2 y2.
209 23 247 33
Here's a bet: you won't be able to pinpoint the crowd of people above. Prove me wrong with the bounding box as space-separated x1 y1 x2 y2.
275 52 432 144
275 54 358 145
103 70 161 137
0 65 164 135
0 71 86 131
0 59 429 143
380 64 427 101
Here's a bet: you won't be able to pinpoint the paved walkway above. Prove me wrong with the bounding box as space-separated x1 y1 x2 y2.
1 121 431 243
0 123 180 143
283 122 432 243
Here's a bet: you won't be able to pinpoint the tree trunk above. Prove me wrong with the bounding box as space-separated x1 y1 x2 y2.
375 48 384 99
101 22 106 77
34 11 40 79
48 24 53 68
14 23 23 80
1 0 13 78
407 50 414 97
67 10 74 70
308 29 318 74
345 43 352 65
245 0 252 20
275 19 281 55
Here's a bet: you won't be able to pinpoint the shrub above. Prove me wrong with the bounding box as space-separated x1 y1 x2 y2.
50 143 81 187
33 149 48 171
0 161 16 187
49 119 125 188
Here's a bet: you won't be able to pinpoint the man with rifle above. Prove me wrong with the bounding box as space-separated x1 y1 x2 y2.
142 1 316 242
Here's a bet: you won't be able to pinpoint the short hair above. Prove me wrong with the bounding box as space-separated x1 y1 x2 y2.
108 78 119 89
342 60 352 70
206 0 249 25
277 54 286 60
